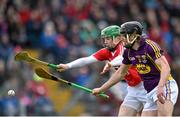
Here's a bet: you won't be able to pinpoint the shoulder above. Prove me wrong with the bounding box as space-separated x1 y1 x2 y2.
145 39 163 59
95 48 109 55
145 39 161 49
92 48 110 61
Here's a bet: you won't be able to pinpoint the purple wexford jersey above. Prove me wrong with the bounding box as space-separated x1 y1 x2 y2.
122 37 173 93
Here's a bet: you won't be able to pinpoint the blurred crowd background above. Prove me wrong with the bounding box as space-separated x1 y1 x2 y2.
0 0 179 116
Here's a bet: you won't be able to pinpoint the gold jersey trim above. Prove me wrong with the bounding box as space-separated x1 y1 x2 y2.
146 40 161 59
147 53 173 80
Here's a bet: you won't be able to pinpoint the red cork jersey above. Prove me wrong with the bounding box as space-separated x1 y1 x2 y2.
93 44 141 86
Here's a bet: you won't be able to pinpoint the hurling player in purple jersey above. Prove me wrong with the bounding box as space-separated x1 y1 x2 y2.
92 21 178 116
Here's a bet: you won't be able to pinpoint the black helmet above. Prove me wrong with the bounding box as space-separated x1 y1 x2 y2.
120 21 143 48
120 21 143 35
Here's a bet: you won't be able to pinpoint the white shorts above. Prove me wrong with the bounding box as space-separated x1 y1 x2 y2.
121 82 147 112
143 79 179 111
110 81 128 100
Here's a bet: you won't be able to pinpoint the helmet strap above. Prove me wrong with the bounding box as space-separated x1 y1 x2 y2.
125 33 140 49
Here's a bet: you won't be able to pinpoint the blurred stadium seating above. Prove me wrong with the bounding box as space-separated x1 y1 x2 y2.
0 0 179 116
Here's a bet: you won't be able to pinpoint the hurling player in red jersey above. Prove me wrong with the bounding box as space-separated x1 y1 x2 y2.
57 25 147 116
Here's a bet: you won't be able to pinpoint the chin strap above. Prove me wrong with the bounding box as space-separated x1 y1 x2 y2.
125 40 135 49
125 33 140 49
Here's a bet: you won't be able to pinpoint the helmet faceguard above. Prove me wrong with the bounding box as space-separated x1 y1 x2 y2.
100 25 121 50
120 21 143 49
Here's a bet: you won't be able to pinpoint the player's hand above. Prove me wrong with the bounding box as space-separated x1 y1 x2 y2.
100 62 111 75
92 88 103 96
57 64 68 72
157 85 165 104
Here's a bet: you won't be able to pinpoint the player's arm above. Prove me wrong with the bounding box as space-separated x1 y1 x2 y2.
100 55 123 74
93 64 129 94
155 56 171 87
146 40 170 85
57 48 108 72
155 56 171 104
57 56 98 72
146 40 170 104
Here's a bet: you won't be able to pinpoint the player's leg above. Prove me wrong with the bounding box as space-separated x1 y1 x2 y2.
142 92 162 116
141 93 159 116
110 81 128 100
141 110 157 116
157 100 173 116
143 98 176 116
138 81 158 116
157 79 178 116
124 82 147 116
136 109 142 116
119 93 144 116
118 105 137 116
142 79 178 116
